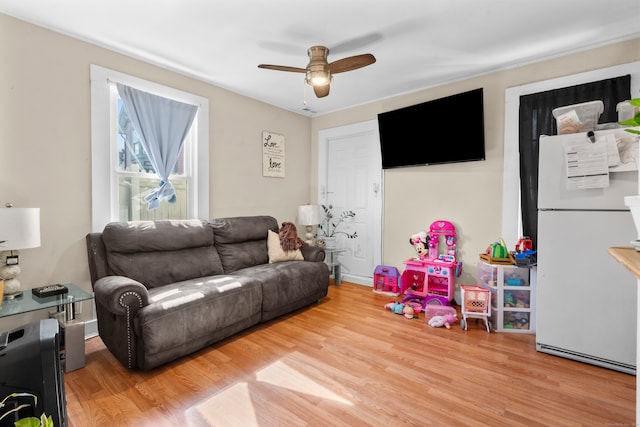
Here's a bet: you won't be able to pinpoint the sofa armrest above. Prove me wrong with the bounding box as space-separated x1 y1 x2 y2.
93 276 150 370
86 232 109 287
94 276 150 316
300 246 325 262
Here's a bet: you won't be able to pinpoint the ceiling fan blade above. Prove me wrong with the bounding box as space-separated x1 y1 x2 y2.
258 64 307 73
313 84 330 98
329 54 376 74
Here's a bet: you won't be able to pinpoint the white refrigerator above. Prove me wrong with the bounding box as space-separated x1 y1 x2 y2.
536 128 638 374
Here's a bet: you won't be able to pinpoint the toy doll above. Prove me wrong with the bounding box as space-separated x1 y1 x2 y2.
409 231 428 260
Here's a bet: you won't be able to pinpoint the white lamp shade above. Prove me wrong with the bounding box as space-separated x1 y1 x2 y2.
0 208 41 250
297 205 321 226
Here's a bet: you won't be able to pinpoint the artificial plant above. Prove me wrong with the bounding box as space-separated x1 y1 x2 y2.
619 98 640 135
317 204 358 239
0 393 53 427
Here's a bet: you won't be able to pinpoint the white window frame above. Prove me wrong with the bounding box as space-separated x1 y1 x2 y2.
90 65 209 232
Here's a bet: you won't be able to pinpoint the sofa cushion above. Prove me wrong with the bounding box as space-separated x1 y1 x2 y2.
135 274 262 364
267 230 303 263
103 220 224 288
234 261 330 320
211 216 278 273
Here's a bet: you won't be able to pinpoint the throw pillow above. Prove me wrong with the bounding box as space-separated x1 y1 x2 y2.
267 229 303 263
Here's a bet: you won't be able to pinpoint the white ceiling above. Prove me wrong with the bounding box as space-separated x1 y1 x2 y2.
2 0 639 116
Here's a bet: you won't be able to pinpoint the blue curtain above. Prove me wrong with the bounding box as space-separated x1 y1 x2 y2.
117 84 198 210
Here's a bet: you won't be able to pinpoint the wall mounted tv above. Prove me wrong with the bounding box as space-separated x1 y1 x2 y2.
377 88 485 169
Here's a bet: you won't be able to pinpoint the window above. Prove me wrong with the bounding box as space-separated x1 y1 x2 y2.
90 65 209 232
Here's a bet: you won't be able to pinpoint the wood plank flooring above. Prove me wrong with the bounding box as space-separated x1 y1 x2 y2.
64 282 635 426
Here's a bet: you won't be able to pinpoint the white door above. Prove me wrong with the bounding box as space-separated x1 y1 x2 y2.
318 120 382 286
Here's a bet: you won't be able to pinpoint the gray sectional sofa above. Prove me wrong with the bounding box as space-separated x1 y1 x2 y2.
86 215 329 370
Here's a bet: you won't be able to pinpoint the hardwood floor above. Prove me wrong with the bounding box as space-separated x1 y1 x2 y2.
64 282 635 426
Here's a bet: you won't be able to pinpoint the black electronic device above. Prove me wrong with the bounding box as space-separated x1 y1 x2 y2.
0 319 67 427
32 284 68 298
377 88 486 169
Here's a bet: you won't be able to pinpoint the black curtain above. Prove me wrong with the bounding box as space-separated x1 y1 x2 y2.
518 75 630 249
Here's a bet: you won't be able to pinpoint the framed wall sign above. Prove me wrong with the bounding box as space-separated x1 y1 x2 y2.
262 131 285 178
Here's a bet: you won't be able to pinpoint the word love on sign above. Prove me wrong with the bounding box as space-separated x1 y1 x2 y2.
262 131 285 178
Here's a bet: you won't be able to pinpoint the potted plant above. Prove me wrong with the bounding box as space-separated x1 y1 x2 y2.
621 98 640 236
315 204 358 247
0 393 53 427
619 98 640 134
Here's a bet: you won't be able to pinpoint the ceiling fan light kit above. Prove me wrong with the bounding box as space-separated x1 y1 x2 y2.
258 45 375 98
305 46 331 86
305 69 331 86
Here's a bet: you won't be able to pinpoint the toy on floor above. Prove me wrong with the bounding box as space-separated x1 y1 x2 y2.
428 313 457 329
384 301 422 319
460 284 491 333
373 265 401 296
385 301 404 315
403 304 416 319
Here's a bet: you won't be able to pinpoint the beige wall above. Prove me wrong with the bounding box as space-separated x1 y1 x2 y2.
311 37 640 288
1 10 639 330
0 13 311 329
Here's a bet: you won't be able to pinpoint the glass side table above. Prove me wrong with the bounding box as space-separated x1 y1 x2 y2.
324 248 346 285
0 283 94 372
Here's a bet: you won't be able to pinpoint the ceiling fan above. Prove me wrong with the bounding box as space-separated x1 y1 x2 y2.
258 45 376 98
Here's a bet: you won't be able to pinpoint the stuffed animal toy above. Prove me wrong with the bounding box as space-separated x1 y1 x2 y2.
385 301 421 319
428 312 458 329
405 301 422 316
409 231 429 260
402 304 416 319
384 301 405 315
279 222 307 251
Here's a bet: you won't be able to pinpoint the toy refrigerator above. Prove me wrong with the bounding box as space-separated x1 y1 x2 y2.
536 128 638 374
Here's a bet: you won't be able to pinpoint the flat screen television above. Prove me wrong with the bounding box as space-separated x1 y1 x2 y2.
377 88 485 169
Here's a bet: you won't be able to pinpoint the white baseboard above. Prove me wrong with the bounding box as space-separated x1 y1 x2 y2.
341 274 372 287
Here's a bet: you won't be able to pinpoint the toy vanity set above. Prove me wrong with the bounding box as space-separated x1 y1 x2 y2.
379 220 471 331
402 220 461 307
374 220 461 303
378 219 496 333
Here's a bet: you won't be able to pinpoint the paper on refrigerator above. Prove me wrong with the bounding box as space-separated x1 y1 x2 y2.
608 132 639 173
563 138 609 190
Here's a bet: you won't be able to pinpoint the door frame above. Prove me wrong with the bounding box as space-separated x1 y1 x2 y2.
318 119 383 285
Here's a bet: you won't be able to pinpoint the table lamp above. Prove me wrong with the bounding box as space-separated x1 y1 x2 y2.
297 205 321 245
0 205 41 299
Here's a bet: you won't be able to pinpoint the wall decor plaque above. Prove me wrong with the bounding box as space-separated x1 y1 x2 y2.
262 131 285 178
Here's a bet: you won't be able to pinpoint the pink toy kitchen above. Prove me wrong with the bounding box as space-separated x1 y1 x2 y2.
401 220 462 308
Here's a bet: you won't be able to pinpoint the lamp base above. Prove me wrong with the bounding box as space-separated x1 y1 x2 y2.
304 225 314 246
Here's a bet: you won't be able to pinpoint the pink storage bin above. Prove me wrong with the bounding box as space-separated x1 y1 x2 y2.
425 304 457 319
